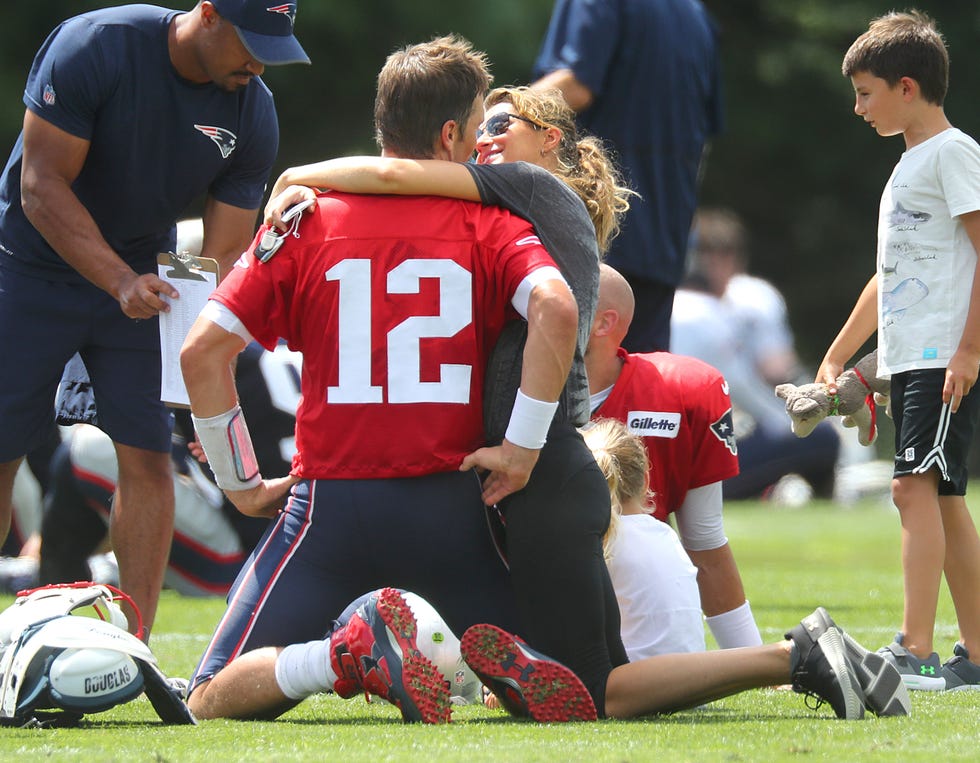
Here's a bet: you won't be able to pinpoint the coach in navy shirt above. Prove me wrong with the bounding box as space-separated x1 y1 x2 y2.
532 0 723 352
0 1 308 639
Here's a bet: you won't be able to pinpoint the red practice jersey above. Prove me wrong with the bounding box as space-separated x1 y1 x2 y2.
212 192 558 479
592 349 739 520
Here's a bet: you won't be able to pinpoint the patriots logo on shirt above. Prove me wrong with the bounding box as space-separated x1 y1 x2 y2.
710 409 737 456
194 125 238 159
267 3 297 27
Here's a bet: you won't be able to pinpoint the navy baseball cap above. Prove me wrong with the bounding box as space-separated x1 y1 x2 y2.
210 0 310 66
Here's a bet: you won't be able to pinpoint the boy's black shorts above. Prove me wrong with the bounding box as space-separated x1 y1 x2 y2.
891 369 980 495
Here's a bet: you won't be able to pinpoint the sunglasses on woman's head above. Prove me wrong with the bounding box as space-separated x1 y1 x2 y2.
477 112 542 139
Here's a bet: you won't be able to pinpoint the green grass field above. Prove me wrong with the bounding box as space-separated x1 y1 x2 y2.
2 495 979 761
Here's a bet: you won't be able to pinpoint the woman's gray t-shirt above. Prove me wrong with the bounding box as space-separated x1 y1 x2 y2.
466 161 600 443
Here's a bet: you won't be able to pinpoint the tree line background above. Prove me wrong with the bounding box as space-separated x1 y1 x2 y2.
2 1 979 369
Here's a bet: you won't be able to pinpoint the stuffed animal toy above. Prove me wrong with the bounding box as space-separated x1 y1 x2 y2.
775 350 891 446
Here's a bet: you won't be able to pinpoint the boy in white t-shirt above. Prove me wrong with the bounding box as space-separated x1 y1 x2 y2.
817 10 980 691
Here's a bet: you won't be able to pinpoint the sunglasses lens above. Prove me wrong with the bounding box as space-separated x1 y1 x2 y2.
480 113 511 138
490 115 507 136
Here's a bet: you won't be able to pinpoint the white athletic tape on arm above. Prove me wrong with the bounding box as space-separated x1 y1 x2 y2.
504 390 558 450
200 301 255 346
510 266 566 319
192 405 262 491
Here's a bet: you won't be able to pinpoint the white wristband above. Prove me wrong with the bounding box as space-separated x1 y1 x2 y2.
504 390 559 450
192 405 262 491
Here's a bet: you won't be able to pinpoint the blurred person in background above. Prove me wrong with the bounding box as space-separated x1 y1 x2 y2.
672 215 840 504
689 207 893 504
531 0 723 352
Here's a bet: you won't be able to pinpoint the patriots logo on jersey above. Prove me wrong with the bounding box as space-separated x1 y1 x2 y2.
710 409 737 456
267 3 297 27
194 125 238 159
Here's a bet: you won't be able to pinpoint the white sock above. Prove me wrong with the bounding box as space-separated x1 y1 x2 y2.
274 639 337 700
706 600 763 649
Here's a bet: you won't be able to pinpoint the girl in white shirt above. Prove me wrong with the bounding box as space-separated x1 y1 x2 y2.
582 418 706 658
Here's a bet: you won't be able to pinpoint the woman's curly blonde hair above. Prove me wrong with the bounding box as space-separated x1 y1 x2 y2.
485 86 636 255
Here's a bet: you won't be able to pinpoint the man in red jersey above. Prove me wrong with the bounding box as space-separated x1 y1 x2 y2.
179 36 579 724
585 264 762 649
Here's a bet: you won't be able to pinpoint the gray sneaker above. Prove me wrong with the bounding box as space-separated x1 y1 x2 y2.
786 613 865 720
942 643 980 691
878 633 945 691
799 608 910 716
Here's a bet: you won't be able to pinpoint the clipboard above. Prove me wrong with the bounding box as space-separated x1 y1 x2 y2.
157 251 220 407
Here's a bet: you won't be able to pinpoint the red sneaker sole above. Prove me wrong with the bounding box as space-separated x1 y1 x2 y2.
371 587 452 724
461 623 596 722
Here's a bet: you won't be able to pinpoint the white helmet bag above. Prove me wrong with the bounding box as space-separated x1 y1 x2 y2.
0 583 194 727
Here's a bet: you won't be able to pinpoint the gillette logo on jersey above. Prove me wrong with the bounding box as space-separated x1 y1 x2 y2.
627 411 681 438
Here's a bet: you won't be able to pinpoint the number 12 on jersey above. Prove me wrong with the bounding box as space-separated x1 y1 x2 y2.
325 258 474 405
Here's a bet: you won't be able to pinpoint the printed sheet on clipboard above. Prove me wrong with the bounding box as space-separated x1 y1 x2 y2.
156 251 219 407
